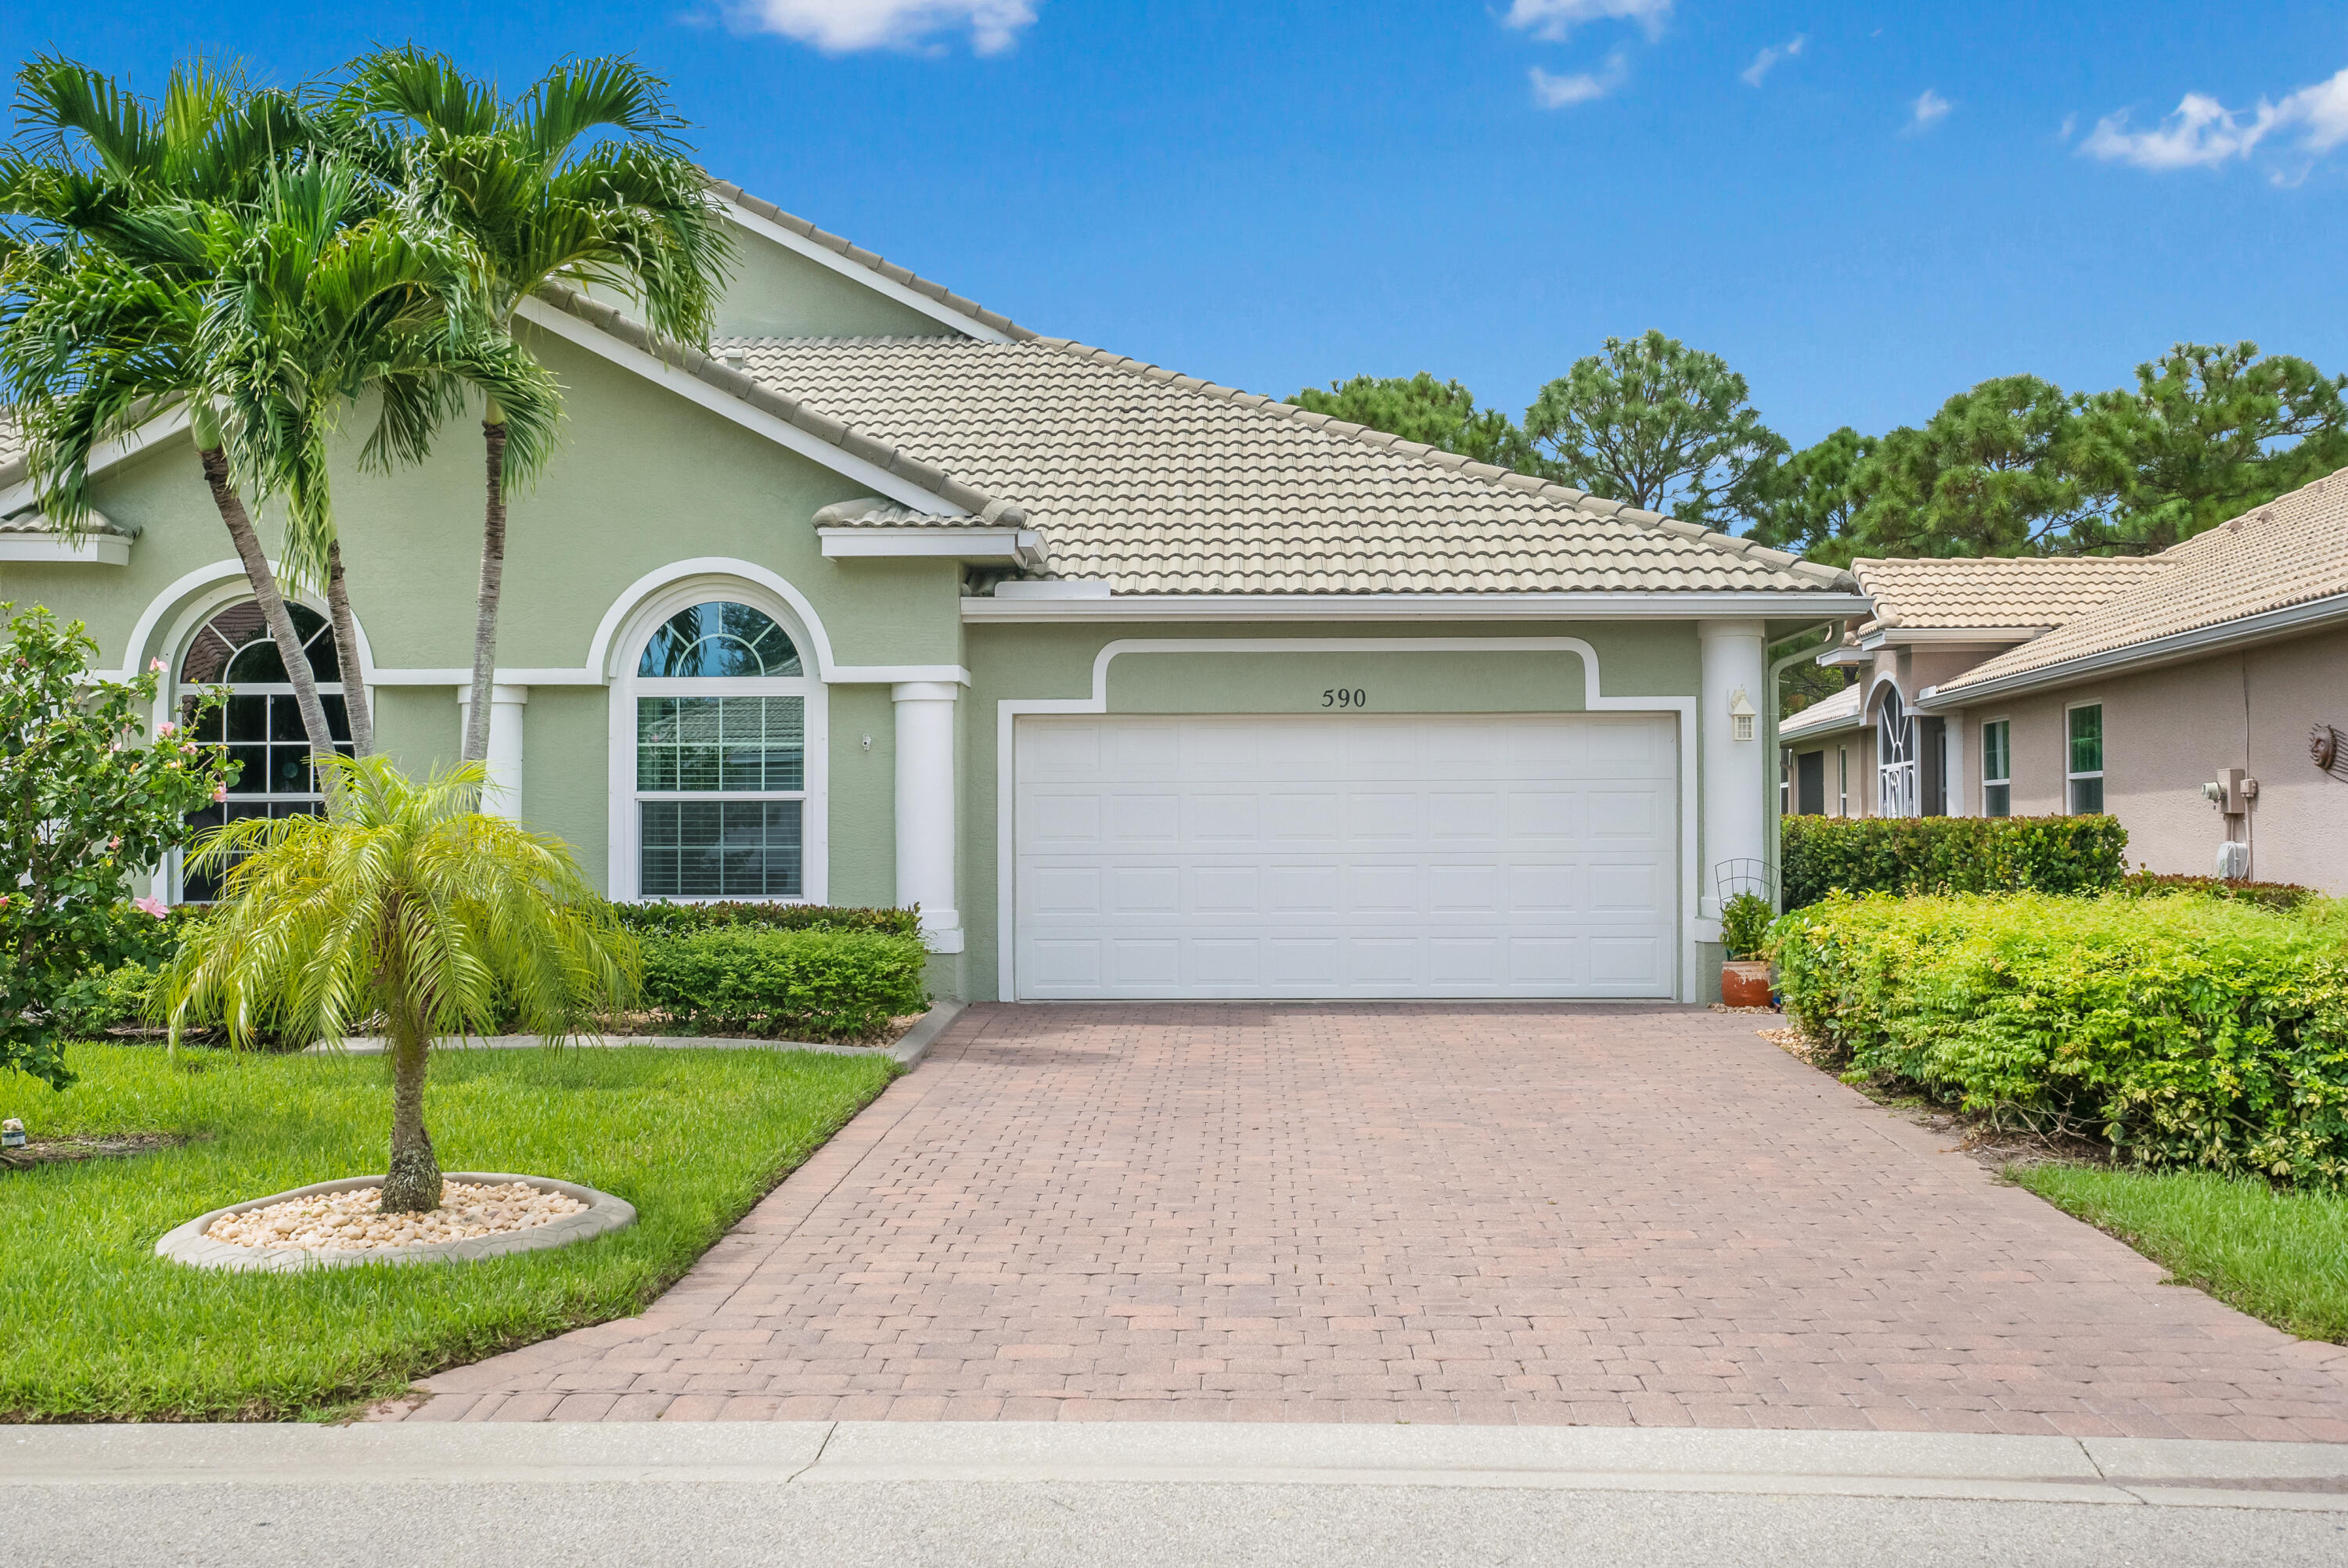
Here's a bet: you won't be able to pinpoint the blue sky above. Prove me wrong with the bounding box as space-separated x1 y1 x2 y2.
15 2 2348 451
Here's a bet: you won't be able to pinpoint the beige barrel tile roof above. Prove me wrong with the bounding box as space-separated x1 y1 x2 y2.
1779 680 1863 739
1852 555 2166 633
722 336 1853 596
0 408 23 474
1936 466 2348 695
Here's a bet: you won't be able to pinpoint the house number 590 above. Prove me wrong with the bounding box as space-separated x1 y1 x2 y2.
1321 689 1367 708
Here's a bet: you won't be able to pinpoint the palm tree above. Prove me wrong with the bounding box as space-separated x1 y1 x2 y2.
195 159 564 754
160 755 638 1213
0 58 344 758
331 50 733 765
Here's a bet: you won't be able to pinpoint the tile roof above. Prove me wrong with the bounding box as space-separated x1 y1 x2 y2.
721 335 1855 596
0 508 137 538
0 408 22 472
1780 681 1862 740
1852 556 2166 634
1935 466 2348 696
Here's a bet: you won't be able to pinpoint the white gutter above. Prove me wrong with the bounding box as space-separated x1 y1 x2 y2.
1916 592 2348 710
819 527 1042 566
1858 626 2045 650
962 592 1874 624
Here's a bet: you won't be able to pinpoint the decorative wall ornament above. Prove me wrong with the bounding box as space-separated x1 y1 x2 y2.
2311 723 2348 780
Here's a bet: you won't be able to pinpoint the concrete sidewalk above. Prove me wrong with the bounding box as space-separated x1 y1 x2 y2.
11 1422 2348 1568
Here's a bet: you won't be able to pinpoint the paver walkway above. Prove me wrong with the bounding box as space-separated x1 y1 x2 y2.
383 1004 2348 1437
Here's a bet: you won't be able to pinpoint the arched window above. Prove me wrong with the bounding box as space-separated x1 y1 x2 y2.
1876 686 1916 818
630 601 809 899
176 601 353 901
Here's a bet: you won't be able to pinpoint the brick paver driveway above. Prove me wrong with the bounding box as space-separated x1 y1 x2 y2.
391 1005 2348 1437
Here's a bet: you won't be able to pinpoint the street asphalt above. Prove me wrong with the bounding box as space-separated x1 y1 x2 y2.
6 1421 2345 1566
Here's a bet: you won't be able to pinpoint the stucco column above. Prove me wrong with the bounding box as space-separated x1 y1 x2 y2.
455 684 528 821
892 681 962 953
1698 620 1767 916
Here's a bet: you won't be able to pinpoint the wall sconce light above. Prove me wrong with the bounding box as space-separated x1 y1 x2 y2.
1729 688 1757 743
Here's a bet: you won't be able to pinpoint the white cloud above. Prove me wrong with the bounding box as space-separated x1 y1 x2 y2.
2081 92 2275 169
1740 34 1804 88
1908 88 1953 131
1531 52 1629 109
2277 67 2348 152
726 0 1037 55
2080 66 2348 172
1505 0 1672 43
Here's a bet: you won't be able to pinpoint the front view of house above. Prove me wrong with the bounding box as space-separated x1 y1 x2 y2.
0 182 1865 1002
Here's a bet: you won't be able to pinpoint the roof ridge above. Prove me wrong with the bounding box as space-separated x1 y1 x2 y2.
1027 335 1856 591
535 284 1029 528
705 179 1042 344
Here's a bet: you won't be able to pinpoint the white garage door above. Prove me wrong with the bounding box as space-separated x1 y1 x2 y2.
1014 713 1676 999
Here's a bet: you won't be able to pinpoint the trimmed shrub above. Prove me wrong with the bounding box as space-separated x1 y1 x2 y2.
1770 890 2348 1186
1779 814 2128 910
610 901 920 938
639 927 929 1040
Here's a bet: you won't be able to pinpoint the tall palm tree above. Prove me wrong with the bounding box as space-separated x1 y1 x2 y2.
196 159 564 755
161 754 638 1212
331 50 732 765
0 58 341 757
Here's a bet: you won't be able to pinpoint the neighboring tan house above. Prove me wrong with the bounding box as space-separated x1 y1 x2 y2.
1779 471 2348 892
0 180 1866 1003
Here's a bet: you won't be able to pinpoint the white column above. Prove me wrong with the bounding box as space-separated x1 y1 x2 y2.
1698 620 1767 917
892 681 962 953
456 684 529 821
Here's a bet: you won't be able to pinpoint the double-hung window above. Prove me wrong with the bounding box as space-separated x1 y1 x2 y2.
631 601 808 899
1838 746 1849 816
1981 719 2011 818
2066 703 2104 815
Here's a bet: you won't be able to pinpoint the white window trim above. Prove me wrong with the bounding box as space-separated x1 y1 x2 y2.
605 577 829 904
2065 700 2105 815
159 588 355 904
1837 745 1849 817
1980 716 2012 818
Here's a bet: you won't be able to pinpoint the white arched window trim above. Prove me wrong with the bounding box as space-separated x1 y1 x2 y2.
604 574 829 904
146 570 369 904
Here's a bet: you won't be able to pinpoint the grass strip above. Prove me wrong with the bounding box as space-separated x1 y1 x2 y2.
2014 1163 2348 1344
0 1041 895 1421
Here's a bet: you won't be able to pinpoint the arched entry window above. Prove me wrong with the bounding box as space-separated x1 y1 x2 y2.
631 601 808 898
1876 685 1917 818
176 601 353 901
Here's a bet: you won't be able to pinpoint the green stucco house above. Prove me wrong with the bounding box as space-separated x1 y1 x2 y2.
0 182 1864 1002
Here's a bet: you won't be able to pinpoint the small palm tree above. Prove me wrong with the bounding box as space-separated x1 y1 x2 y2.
160 755 638 1213
330 50 733 765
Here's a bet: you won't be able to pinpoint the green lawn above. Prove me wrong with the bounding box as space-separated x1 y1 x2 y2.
0 1041 897 1421
2015 1163 2348 1344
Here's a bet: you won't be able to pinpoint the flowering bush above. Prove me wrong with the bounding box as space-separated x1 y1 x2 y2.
0 604 231 1087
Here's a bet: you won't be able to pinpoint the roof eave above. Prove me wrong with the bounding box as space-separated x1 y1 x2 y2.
1916 592 2348 711
963 591 1876 624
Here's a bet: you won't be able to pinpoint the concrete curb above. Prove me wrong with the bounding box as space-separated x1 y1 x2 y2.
153 1173 636 1273
6 1422 2345 1509
301 999 968 1065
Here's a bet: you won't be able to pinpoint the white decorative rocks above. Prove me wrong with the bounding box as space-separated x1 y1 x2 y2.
154 1172 635 1272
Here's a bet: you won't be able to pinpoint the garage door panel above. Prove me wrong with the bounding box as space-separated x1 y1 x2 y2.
1016 713 1676 999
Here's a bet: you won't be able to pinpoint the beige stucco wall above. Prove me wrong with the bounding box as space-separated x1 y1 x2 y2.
1946 628 2348 891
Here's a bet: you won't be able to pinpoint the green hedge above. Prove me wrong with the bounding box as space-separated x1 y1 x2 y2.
1771 890 2348 1186
1779 814 2128 909
2114 872 2317 913
639 927 929 1040
609 901 920 938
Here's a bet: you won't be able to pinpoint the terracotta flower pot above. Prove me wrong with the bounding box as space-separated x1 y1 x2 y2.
1720 959 1774 1008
